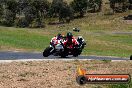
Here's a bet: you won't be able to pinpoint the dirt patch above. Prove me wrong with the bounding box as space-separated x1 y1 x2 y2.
0 60 131 88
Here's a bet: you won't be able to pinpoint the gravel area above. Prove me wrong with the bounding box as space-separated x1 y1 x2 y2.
0 60 132 88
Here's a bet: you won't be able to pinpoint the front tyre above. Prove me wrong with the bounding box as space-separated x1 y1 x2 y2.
130 55 132 60
43 47 53 57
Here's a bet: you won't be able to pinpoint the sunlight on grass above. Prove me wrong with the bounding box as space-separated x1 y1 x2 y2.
0 10 131 57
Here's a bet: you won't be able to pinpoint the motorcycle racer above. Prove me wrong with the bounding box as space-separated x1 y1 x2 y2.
63 32 79 49
50 33 63 46
43 32 86 57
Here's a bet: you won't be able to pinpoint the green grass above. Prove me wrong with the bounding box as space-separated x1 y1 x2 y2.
83 32 132 57
0 27 52 51
0 11 132 58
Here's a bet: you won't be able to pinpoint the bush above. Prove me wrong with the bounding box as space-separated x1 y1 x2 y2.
59 2 74 23
49 0 63 17
70 0 88 17
109 0 128 13
88 0 102 12
30 18 45 28
49 0 73 23
0 4 3 20
16 17 30 28
2 10 16 26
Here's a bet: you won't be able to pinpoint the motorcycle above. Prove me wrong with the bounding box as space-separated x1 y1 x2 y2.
43 36 86 57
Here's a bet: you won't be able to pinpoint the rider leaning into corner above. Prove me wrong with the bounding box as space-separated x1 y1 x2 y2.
63 32 79 48
50 32 79 48
43 31 85 57
50 33 63 46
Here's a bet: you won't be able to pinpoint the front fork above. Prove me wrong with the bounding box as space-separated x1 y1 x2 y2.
49 45 55 53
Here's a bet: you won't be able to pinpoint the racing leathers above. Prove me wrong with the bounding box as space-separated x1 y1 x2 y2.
50 36 63 47
63 37 79 49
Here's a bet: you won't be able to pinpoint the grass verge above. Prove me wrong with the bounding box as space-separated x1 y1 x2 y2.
0 11 132 57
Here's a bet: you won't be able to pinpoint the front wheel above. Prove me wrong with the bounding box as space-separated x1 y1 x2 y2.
43 47 54 57
130 55 132 60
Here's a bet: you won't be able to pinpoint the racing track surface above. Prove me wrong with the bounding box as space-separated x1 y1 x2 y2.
0 51 130 61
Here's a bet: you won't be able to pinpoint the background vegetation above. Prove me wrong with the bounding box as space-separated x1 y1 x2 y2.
0 0 132 58
0 0 131 28
0 1 132 87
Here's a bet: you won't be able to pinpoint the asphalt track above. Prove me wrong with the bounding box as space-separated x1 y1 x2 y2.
0 51 130 61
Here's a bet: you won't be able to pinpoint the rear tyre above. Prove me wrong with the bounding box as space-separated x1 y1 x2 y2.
73 48 79 57
43 47 53 57
60 49 68 58
61 54 66 58
60 51 67 58
73 53 78 57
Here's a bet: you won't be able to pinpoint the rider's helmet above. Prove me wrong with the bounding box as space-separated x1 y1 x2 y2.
67 32 73 40
57 33 62 40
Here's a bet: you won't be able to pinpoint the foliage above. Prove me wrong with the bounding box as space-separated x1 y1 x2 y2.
70 0 88 17
16 0 49 28
31 0 50 27
49 0 73 22
49 0 63 17
58 2 73 23
109 0 130 13
2 10 16 26
1 0 18 26
88 0 102 12
0 0 131 27
0 4 3 20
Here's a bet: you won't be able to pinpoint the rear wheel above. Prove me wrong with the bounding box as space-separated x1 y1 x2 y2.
43 47 53 57
60 48 68 58
73 48 79 57
73 54 79 57
73 52 79 57
61 53 67 58
60 51 67 58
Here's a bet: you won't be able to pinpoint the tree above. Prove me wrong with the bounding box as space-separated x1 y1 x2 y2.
109 0 128 13
18 5 36 27
17 0 50 28
3 10 16 26
2 0 18 26
70 0 88 17
31 0 50 27
59 2 74 23
31 0 50 17
49 0 73 23
128 0 132 10
87 0 102 12
0 4 3 21
49 0 63 17
16 0 34 27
